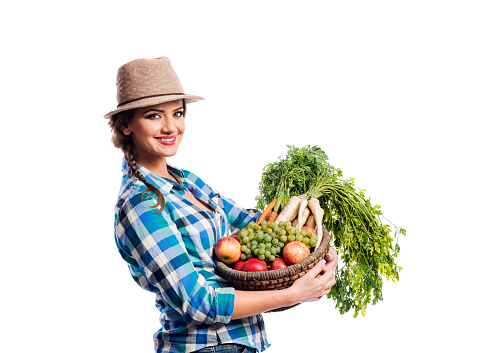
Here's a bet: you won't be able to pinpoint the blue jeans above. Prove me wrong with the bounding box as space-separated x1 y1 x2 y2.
192 343 257 353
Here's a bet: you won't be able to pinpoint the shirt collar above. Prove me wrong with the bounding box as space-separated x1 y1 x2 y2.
121 158 185 195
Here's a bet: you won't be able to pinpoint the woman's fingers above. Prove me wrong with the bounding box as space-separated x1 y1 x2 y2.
307 259 326 278
325 247 338 266
323 248 338 274
290 254 338 304
318 266 336 291
323 260 336 273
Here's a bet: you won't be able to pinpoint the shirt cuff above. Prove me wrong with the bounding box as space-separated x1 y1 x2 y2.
214 286 235 324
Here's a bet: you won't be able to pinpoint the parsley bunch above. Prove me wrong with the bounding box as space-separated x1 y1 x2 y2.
256 145 405 317
256 145 337 212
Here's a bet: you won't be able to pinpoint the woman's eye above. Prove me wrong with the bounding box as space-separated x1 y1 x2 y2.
146 113 162 120
174 111 184 118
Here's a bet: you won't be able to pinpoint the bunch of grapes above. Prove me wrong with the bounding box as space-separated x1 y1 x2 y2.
236 220 319 262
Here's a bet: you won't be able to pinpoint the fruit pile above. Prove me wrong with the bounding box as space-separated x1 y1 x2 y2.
215 220 319 272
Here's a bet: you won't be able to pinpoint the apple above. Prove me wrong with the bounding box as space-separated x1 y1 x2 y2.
215 237 241 264
243 258 267 272
301 226 317 235
233 260 246 271
271 257 287 270
283 241 310 265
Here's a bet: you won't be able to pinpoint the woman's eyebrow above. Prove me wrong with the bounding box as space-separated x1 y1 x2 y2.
143 106 184 115
143 109 165 114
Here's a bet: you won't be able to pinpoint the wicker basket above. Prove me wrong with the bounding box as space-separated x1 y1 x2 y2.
215 226 330 312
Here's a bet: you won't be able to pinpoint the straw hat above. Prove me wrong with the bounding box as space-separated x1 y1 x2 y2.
104 56 204 119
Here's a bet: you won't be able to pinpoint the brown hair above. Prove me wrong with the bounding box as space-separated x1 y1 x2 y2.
108 101 187 212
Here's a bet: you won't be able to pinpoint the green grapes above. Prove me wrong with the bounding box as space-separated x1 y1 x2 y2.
232 221 318 263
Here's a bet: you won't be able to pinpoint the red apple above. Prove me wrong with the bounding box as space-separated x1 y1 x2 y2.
215 237 241 264
233 260 246 271
231 235 240 242
270 257 287 270
243 258 267 272
283 241 310 265
301 226 317 235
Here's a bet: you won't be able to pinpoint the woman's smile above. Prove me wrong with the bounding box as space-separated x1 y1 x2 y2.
155 135 178 146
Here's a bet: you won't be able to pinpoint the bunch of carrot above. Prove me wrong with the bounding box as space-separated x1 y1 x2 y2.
254 145 405 317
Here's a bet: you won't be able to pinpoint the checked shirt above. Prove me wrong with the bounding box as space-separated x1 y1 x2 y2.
114 160 270 353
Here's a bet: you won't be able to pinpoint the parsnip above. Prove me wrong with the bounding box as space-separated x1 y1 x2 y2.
291 217 299 228
297 197 309 230
308 197 324 247
305 214 316 229
274 195 302 224
297 206 311 230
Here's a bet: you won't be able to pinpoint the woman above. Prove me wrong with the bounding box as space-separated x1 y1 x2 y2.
105 57 338 353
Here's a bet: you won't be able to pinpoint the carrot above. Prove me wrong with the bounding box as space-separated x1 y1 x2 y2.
274 195 303 224
308 197 324 247
256 198 277 225
268 211 278 222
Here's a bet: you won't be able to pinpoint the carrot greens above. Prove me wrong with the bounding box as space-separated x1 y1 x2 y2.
255 145 405 317
256 145 337 212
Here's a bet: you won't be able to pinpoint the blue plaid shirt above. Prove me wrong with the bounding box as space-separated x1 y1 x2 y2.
114 160 270 353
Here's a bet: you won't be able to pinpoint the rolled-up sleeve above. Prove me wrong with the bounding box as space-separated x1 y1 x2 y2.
116 192 235 326
218 194 261 231
182 170 261 233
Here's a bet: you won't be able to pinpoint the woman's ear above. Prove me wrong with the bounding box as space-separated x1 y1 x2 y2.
121 125 131 136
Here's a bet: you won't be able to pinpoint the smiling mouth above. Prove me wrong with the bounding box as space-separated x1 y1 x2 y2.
155 135 177 146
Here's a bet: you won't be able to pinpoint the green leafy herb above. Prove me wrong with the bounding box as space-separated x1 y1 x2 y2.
256 145 338 212
255 145 406 317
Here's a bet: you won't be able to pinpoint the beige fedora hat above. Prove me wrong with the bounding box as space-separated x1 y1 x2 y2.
104 56 204 119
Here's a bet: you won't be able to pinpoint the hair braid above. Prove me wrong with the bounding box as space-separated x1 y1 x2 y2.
109 109 166 213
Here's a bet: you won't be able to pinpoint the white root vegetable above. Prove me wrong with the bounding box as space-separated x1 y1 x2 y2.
308 197 324 247
291 217 299 228
305 214 316 229
297 197 309 230
275 195 302 224
297 206 311 230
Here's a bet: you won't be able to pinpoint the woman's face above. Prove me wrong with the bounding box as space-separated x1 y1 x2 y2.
121 100 185 165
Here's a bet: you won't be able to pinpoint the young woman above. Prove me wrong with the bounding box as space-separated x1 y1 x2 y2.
106 57 338 353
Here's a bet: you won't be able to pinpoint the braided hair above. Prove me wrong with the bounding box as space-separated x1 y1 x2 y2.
109 108 167 213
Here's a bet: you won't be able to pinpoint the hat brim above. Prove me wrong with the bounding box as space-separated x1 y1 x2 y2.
104 94 204 119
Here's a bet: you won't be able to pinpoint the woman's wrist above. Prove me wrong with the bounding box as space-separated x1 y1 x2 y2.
231 287 299 319
281 285 300 307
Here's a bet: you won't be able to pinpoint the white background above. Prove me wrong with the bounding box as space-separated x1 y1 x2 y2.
2 1 487 352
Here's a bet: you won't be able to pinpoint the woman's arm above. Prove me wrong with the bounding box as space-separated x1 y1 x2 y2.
230 248 338 320
116 191 235 326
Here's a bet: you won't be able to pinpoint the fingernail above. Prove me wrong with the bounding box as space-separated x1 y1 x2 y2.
320 259 326 264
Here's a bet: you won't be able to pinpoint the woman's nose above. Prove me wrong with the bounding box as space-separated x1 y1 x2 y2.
160 116 177 132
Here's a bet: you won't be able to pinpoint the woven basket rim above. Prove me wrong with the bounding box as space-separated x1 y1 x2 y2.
215 226 331 282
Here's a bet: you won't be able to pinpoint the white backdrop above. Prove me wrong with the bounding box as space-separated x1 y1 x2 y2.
2 1 487 352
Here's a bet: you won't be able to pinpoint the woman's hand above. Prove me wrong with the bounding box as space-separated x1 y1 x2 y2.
231 248 338 319
288 247 338 304
325 247 338 272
